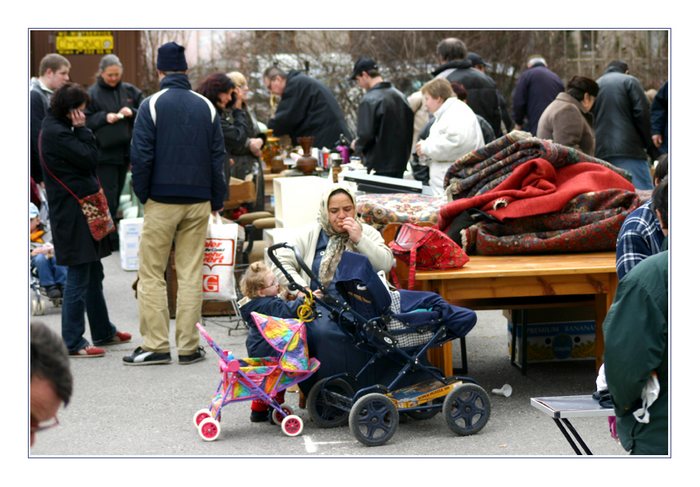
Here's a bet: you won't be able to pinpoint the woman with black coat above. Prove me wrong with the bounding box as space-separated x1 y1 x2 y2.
85 54 143 248
40 82 131 357
196 72 247 202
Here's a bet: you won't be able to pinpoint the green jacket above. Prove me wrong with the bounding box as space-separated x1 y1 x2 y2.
603 250 668 455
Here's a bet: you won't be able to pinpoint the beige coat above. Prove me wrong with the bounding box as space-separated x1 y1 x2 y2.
268 222 393 289
537 92 596 156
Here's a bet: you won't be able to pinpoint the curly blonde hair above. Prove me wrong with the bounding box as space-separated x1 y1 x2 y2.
239 261 272 298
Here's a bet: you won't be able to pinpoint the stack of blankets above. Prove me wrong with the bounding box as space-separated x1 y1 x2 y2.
439 131 640 255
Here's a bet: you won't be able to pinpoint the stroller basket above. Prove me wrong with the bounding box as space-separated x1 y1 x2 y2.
334 251 472 350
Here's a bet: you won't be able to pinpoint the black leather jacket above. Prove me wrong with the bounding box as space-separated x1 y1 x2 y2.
432 61 503 136
269 70 350 148
355 81 414 175
593 66 658 161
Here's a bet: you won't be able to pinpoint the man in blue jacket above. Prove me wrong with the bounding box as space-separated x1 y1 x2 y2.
511 55 564 136
125 42 227 366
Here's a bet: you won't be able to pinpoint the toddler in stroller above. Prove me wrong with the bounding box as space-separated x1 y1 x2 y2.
267 243 491 446
238 261 320 423
30 202 66 314
192 312 320 441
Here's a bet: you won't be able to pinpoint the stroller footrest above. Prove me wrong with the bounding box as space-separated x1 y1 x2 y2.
387 378 461 408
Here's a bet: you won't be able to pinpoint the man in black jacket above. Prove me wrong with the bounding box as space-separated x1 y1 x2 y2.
263 67 349 149
432 38 503 137
350 57 413 178
593 60 658 190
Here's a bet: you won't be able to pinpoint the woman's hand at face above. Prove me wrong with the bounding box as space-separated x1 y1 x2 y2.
70 109 86 128
341 217 363 243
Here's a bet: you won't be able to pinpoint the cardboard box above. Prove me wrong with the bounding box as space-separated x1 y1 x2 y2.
224 177 256 209
505 307 596 365
273 176 330 227
118 218 143 271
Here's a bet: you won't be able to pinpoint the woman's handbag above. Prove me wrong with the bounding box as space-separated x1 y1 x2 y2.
388 223 469 289
39 133 115 241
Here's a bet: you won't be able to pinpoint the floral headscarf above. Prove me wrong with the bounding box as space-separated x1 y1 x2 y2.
317 183 362 287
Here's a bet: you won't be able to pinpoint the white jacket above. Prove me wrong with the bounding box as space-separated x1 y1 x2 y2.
421 97 484 164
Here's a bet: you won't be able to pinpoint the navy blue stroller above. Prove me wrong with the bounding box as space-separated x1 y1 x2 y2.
267 243 491 446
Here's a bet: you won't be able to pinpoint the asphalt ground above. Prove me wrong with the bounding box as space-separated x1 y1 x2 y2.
18 251 685 484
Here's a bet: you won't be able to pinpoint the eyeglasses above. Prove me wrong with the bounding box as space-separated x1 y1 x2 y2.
262 278 278 289
31 415 59 433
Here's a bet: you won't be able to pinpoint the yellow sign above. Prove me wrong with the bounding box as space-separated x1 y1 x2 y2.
56 31 114 55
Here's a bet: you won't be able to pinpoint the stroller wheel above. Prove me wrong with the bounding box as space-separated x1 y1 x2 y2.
198 417 221 441
308 378 354 428
193 408 212 428
281 414 304 437
271 403 295 425
442 383 491 436
349 393 399 447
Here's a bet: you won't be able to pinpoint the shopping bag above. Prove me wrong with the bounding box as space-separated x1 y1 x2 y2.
388 223 469 289
202 214 239 300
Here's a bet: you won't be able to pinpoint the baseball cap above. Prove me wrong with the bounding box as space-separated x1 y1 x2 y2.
467 52 491 69
349 57 379 80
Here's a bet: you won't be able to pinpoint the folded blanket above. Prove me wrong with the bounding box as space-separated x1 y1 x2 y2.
439 158 635 230
440 132 640 255
444 131 631 201
465 189 640 255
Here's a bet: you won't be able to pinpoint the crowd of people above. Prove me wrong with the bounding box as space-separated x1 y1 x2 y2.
29 37 669 455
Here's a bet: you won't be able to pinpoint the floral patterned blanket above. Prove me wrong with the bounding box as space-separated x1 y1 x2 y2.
356 192 446 230
440 132 641 255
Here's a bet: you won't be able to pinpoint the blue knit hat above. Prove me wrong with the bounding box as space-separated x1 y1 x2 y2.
157 42 188 72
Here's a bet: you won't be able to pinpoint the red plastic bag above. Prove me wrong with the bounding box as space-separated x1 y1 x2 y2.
388 223 469 289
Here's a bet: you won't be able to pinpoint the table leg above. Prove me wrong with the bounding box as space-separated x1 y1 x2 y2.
427 342 453 377
552 418 594 455
594 291 613 370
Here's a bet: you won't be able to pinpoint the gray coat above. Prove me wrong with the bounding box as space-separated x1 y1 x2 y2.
537 92 595 156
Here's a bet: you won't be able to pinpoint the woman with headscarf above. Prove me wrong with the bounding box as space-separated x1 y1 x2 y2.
270 184 406 394
85 54 143 249
272 183 393 293
40 82 131 357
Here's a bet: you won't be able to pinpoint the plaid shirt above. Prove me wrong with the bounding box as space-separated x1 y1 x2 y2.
615 200 664 279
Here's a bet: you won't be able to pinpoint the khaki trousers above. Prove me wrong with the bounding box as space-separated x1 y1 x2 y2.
137 200 210 354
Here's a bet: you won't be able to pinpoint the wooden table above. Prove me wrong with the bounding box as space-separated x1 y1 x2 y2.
414 252 618 376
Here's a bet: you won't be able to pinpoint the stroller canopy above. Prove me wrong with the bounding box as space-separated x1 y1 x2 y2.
335 251 478 340
250 312 316 373
334 251 393 320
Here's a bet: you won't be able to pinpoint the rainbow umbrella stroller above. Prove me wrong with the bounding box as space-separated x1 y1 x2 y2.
192 316 320 441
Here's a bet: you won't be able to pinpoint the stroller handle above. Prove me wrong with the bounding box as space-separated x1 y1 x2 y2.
267 242 328 296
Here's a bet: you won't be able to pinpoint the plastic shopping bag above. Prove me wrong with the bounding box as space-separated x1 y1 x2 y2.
202 215 239 301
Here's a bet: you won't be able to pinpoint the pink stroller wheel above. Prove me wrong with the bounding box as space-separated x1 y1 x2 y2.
281 415 304 437
193 408 212 428
272 403 295 425
198 417 221 441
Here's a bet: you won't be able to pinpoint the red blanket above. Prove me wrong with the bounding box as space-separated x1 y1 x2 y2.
439 158 635 230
